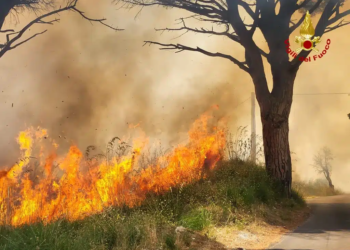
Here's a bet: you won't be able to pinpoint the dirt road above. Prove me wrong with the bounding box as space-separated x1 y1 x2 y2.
269 194 350 250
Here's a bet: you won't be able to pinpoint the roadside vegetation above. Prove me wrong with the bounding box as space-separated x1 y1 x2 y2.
292 146 343 197
0 127 313 250
293 179 343 197
0 158 307 250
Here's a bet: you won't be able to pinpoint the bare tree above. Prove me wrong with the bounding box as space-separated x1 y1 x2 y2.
118 0 350 197
0 0 121 58
313 146 335 190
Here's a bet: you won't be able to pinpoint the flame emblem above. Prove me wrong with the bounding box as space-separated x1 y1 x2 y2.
295 11 321 53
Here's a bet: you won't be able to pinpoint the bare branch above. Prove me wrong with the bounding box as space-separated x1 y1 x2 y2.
156 18 240 43
9 30 48 51
290 0 350 70
0 29 15 33
248 2 260 36
259 48 269 59
0 0 121 58
121 0 226 21
237 0 255 18
296 0 313 10
195 0 227 11
70 6 120 31
36 18 60 25
279 0 299 16
290 0 323 33
325 19 350 33
143 40 250 73
155 15 270 63
312 146 334 176
12 0 56 14
226 0 268 89
226 0 250 42
327 9 350 26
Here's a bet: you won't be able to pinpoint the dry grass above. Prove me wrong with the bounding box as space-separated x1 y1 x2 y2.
0 127 312 250
293 179 344 197
185 203 310 250
0 160 308 250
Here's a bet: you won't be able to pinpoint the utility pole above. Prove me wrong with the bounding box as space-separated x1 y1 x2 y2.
251 92 256 163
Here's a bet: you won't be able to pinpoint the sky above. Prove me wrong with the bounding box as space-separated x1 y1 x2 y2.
0 0 350 191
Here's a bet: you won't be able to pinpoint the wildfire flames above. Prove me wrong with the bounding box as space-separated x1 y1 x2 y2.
0 112 226 227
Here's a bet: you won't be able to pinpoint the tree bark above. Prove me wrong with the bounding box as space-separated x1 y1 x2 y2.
262 109 292 197
254 70 296 198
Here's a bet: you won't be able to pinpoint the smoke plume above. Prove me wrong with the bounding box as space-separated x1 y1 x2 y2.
0 1 251 166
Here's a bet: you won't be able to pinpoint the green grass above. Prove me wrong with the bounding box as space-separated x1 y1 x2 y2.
0 160 306 250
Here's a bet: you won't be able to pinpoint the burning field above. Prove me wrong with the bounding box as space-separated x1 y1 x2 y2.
0 110 226 227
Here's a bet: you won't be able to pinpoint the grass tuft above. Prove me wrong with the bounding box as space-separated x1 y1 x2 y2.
180 207 212 231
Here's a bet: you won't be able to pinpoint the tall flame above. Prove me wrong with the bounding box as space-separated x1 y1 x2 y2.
0 112 226 226
300 11 315 38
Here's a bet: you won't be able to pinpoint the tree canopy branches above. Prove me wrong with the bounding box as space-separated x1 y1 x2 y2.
0 0 121 59
298 0 345 14
143 40 250 72
313 146 333 175
119 0 350 74
10 0 55 13
290 0 350 69
0 0 56 30
312 146 335 189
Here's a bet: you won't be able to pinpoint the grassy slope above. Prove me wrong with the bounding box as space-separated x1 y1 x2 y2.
0 160 307 250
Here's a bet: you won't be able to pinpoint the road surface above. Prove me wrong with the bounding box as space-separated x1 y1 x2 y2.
269 195 350 250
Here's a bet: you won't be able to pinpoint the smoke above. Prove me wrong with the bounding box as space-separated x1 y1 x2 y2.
1 1 349 192
0 1 251 166
288 23 350 192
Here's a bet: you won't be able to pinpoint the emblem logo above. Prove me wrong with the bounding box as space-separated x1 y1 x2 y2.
284 11 331 63
295 11 321 53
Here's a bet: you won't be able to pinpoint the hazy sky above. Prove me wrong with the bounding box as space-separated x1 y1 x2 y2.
0 1 350 191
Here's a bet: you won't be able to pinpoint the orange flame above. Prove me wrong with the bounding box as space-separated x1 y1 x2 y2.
0 113 225 226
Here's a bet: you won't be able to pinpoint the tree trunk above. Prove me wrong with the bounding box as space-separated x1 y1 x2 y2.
328 182 335 191
325 172 334 190
261 104 292 197
255 71 296 198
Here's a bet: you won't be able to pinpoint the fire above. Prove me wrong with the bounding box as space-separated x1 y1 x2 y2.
0 113 225 226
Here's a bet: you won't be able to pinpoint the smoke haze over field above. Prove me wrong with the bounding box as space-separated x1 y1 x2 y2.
0 1 252 164
0 1 350 190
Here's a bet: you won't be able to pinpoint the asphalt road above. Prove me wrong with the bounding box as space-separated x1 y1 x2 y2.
269 195 350 250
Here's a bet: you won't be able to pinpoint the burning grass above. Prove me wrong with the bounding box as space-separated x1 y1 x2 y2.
0 110 307 249
0 112 226 226
0 160 306 250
